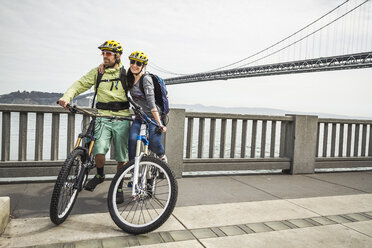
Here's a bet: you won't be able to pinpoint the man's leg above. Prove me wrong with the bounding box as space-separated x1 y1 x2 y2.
113 120 131 204
85 118 112 192
84 154 106 192
96 154 106 176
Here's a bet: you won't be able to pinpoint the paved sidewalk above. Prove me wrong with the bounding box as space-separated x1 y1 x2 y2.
1 194 372 247
1 171 371 218
0 171 372 247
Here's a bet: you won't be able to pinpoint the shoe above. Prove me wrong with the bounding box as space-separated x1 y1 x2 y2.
160 154 168 163
116 188 124 204
84 174 105 192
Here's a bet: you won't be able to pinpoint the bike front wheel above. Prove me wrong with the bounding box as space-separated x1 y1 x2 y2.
50 148 86 225
108 156 178 234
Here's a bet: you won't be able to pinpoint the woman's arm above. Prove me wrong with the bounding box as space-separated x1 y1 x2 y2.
143 75 166 132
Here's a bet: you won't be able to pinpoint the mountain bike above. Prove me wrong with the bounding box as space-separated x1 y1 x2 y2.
50 102 132 225
50 100 178 235
107 99 178 234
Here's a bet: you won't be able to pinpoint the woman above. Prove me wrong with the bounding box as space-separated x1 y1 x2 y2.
100 51 167 162
126 51 167 162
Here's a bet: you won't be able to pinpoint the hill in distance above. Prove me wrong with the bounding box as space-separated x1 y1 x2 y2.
0 91 63 105
0 91 370 120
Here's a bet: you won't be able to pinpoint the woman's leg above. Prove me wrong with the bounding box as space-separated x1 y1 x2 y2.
148 124 165 157
128 119 142 161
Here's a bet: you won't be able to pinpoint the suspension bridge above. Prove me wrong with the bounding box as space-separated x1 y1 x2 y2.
146 0 372 85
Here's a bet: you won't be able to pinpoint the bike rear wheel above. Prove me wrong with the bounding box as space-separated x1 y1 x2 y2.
108 156 178 234
50 149 86 225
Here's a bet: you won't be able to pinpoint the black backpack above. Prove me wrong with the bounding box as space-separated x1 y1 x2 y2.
91 66 127 108
139 73 169 123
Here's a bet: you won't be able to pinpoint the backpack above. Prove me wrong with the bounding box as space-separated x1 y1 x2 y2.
91 66 127 108
139 73 169 124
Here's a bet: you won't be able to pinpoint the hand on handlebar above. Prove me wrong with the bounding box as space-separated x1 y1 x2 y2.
57 99 69 110
160 125 167 133
155 125 167 134
57 100 77 113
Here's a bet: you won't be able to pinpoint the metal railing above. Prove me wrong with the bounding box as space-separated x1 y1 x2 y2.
182 112 294 173
315 118 372 170
0 104 371 179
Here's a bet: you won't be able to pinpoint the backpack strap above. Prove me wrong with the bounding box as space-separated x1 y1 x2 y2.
92 69 104 108
119 66 128 98
139 72 153 97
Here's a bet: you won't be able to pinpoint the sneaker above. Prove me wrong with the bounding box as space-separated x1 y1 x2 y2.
84 174 105 192
116 188 124 204
160 154 168 163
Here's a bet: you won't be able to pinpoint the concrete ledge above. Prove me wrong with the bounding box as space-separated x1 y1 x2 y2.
0 197 10 235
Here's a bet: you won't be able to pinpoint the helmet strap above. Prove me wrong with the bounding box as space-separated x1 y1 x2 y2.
133 66 145 76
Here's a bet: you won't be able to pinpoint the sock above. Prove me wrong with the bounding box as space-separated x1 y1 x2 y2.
118 180 123 190
97 167 104 177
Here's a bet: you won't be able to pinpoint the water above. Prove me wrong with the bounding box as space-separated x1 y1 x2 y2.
0 112 85 160
0 113 370 161
184 118 282 159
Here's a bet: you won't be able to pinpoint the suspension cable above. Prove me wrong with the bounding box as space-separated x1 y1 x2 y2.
235 0 369 68
154 0 352 76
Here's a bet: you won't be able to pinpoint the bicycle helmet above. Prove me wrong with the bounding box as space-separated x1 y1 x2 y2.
98 40 123 54
129 51 148 65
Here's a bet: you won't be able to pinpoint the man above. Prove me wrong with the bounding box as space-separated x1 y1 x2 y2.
58 40 130 203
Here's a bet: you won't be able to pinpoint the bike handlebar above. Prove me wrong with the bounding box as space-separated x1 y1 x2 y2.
56 100 160 130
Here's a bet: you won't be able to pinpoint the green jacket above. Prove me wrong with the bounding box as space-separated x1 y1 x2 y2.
61 62 130 117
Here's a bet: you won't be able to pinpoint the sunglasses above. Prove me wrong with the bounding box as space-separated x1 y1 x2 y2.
130 60 143 67
102 51 115 56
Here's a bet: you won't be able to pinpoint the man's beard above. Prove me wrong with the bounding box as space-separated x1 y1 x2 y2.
104 58 115 67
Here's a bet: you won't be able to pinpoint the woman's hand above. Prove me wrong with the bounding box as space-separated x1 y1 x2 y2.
160 125 167 133
98 63 105 74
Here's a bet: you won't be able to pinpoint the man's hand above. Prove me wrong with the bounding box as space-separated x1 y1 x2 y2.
58 99 69 109
98 63 105 74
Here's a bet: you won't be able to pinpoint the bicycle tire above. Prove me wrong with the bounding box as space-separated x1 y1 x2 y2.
108 156 178 234
50 149 85 225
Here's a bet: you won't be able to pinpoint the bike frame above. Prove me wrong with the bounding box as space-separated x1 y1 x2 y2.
72 117 96 191
59 100 161 196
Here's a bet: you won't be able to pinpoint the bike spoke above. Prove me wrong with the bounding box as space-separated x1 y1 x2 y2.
147 198 160 216
138 201 145 224
120 198 136 216
144 199 154 221
130 201 140 223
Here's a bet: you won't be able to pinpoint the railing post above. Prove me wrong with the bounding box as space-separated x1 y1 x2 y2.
164 108 185 178
285 115 318 174
1 112 11 161
51 113 60 160
35 113 44 161
18 112 28 161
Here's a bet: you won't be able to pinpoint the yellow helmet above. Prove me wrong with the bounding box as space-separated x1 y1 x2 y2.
98 40 123 54
129 51 148 65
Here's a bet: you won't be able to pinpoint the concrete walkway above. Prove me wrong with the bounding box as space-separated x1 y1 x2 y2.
1 171 372 247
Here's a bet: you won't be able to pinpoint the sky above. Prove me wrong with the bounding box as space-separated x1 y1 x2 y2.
0 0 371 117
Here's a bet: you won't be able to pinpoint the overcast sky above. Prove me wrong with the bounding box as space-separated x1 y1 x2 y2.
0 0 371 117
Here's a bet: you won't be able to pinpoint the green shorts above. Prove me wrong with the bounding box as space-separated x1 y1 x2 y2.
93 118 130 162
